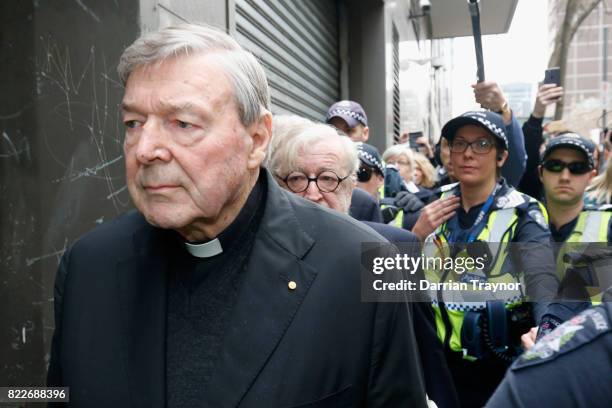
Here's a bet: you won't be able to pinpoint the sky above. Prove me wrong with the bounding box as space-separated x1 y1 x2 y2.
451 0 549 116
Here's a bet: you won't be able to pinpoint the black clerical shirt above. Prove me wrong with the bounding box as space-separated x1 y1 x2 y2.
166 175 265 408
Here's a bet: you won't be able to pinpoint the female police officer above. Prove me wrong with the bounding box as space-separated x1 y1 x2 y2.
422 111 562 407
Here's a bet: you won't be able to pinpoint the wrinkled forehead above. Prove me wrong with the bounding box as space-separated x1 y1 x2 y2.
295 140 347 172
120 54 242 125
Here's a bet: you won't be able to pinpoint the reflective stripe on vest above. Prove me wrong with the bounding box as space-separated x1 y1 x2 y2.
567 211 611 243
423 190 540 356
557 211 611 278
424 208 522 311
557 211 611 304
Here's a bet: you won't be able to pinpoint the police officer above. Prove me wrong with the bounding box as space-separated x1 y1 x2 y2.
515 134 612 345
326 100 370 142
422 111 562 407
486 285 612 408
355 142 408 228
539 133 612 245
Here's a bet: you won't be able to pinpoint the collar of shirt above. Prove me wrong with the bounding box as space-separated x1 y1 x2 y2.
184 173 264 258
550 216 579 243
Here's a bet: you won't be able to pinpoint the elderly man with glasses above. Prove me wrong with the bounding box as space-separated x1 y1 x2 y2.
269 122 460 408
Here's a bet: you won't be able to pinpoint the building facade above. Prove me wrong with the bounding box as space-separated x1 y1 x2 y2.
549 0 612 129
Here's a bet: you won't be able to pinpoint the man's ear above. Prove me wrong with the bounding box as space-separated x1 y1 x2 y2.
362 126 370 142
587 168 597 182
538 165 544 182
247 110 272 170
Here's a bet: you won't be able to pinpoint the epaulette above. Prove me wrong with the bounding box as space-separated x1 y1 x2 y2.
494 189 548 229
493 189 528 210
513 307 611 370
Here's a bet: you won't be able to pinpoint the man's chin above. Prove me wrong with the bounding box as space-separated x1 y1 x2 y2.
549 191 581 205
139 207 192 231
143 214 184 230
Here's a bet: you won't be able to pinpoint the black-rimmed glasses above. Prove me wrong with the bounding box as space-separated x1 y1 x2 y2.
450 138 495 154
280 170 350 193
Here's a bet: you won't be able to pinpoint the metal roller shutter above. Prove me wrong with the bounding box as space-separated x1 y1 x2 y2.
235 0 340 121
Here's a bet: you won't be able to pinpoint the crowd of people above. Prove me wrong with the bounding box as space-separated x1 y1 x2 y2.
46 23 611 408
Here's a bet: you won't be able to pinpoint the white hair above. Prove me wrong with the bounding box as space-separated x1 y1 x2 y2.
382 144 415 168
266 115 314 168
117 23 270 126
269 123 359 179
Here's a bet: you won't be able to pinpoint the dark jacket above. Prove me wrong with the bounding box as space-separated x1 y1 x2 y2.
349 187 383 223
517 115 545 200
486 287 612 408
47 170 426 408
503 113 528 187
362 221 460 408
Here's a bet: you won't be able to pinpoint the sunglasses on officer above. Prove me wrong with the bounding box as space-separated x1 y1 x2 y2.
357 165 382 182
541 159 592 175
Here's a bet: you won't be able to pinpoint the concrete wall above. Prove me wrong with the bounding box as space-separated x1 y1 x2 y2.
1 0 141 386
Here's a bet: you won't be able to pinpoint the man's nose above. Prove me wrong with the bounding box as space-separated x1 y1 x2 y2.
134 121 171 164
303 179 323 202
559 167 572 181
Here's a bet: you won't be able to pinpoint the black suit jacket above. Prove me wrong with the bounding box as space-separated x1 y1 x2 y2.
361 222 460 408
48 170 427 408
349 187 383 223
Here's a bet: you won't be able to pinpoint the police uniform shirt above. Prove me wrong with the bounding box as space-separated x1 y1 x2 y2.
443 180 558 322
486 293 612 408
451 182 551 243
550 217 579 243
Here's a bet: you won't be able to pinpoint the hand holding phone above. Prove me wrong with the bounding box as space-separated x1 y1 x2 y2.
409 133 420 149
544 67 561 85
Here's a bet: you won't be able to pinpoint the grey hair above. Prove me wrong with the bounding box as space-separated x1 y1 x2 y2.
269 123 359 179
382 144 414 168
117 23 270 126
266 115 314 168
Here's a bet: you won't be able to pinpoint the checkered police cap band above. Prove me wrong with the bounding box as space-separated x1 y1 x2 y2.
544 132 595 168
356 143 384 174
431 295 522 312
326 108 367 126
464 113 508 149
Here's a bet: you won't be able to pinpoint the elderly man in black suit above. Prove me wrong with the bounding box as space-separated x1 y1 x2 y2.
268 122 459 408
47 23 427 407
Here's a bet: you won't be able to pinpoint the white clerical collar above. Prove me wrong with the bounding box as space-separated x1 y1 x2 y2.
185 238 223 258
